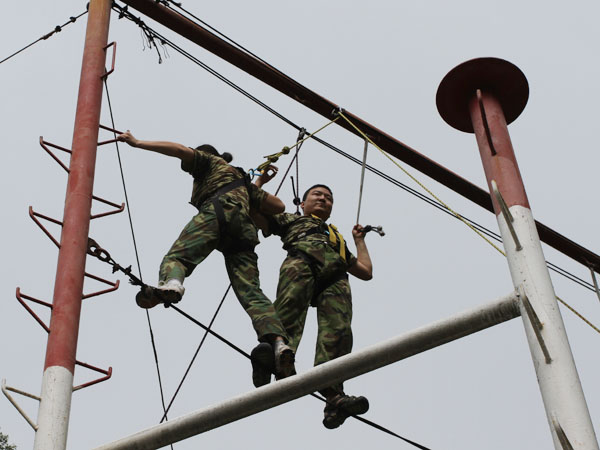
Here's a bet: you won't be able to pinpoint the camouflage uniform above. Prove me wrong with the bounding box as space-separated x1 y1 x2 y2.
267 213 357 395
159 149 288 342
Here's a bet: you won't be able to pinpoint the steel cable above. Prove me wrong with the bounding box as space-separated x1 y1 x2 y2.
167 303 433 450
112 3 597 297
103 79 175 450
0 9 88 66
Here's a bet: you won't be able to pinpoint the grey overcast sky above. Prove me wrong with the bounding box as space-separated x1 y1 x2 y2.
1 1 599 449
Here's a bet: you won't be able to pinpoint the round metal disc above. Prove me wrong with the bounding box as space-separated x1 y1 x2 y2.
436 57 529 133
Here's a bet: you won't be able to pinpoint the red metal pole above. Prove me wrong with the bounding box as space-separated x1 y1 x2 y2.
34 1 112 449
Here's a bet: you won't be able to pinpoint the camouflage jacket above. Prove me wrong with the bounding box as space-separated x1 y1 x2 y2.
181 148 267 212
266 213 357 280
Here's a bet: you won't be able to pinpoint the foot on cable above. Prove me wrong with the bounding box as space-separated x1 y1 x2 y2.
135 279 184 309
322 394 369 429
250 342 275 388
156 279 185 305
135 286 163 309
273 341 296 380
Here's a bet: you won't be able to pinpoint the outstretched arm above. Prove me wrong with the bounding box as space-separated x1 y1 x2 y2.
117 131 195 166
348 224 373 280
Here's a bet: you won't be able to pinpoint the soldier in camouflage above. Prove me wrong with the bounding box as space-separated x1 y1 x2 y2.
254 170 373 429
116 132 295 383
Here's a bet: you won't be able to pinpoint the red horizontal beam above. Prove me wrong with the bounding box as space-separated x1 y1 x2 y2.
121 0 600 272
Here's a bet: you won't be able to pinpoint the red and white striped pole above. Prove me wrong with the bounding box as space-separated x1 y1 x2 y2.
437 58 598 450
33 2 112 449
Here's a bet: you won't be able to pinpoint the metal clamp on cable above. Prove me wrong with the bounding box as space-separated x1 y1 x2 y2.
297 127 307 141
86 238 145 287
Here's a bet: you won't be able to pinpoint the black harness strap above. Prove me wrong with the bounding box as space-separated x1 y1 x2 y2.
210 177 247 232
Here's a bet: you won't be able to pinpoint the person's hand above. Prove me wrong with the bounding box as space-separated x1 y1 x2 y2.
256 165 278 187
352 224 366 240
117 130 138 147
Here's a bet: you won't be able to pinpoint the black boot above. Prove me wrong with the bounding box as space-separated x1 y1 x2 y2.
250 342 275 388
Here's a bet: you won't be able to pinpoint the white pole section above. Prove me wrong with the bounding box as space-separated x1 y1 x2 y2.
95 292 519 450
437 58 598 449
436 57 599 450
470 90 599 450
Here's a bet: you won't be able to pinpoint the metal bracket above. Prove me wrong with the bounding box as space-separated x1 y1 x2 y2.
519 287 552 364
552 417 575 450
102 41 117 79
97 124 124 146
589 266 600 304
13 288 113 391
73 361 113 392
16 288 52 333
81 272 120 299
38 137 125 219
476 89 497 156
2 379 39 431
491 179 522 251
28 206 120 298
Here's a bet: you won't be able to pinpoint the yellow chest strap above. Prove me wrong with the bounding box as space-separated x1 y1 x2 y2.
311 215 346 262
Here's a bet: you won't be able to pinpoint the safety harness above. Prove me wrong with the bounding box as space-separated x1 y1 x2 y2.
206 169 253 253
286 216 350 306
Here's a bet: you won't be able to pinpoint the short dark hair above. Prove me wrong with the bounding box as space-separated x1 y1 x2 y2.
195 144 233 163
302 184 333 201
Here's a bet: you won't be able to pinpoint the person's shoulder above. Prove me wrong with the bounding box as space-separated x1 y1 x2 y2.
269 211 297 227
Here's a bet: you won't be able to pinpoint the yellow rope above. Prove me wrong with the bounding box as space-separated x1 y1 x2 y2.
257 117 339 172
337 111 506 256
556 296 600 334
337 110 600 335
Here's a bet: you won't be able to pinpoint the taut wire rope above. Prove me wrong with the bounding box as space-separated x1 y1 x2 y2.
0 9 89 66
165 304 433 450
113 0 600 338
160 284 232 423
294 128 306 211
336 111 600 335
113 1 600 333
113 0 600 295
337 111 507 256
356 139 368 224
308 132 599 293
103 79 174 450
256 118 338 172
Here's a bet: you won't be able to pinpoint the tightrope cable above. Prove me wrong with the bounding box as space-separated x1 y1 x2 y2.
0 9 88 66
160 284 233 423
113 1 600 332
168 304 433 449
336 111 600 334
103 79 174 449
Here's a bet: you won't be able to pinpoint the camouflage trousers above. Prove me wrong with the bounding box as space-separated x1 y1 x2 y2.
274 252 353 395
159 198 288 342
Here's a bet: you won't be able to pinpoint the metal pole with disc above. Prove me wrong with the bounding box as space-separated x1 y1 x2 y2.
437 57 599 450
